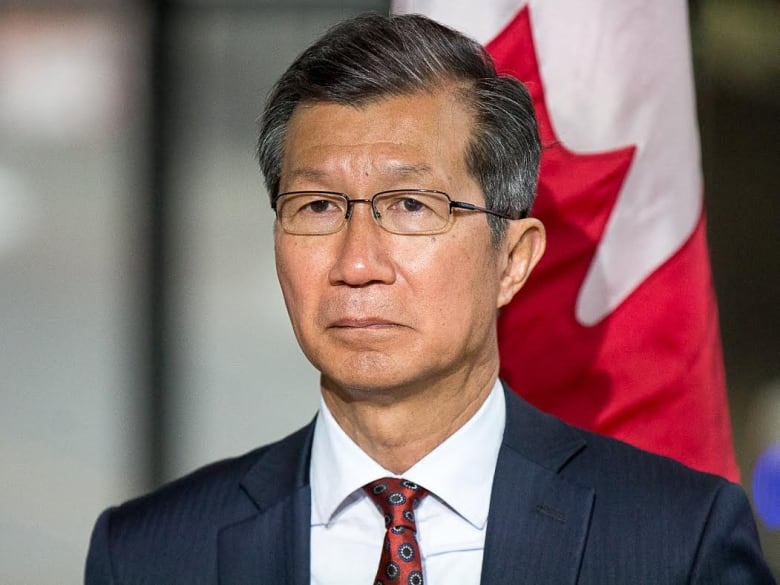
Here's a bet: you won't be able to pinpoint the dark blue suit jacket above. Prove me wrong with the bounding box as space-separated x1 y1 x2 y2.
86 388 774 584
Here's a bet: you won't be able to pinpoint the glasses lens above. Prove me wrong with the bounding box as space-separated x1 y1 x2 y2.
277 193 347 234
374 191 450 234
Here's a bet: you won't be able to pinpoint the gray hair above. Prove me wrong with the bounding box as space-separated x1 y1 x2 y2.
257 13 540 243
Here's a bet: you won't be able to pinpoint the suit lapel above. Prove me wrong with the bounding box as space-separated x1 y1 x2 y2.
215 390 594 583
480 389 594 585
218 422 315 585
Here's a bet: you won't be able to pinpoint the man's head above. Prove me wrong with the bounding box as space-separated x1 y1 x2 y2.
258 13 540 244
261 13 545 402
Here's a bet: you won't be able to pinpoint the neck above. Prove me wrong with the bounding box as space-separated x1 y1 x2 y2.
320 363 498 474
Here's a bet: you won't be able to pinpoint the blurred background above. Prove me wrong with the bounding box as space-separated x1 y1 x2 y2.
0 0 777 582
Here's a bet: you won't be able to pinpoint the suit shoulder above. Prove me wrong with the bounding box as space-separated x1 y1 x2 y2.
503 386 730 496
570 428 773 582
570 424 728 492
558 421 748 534
102 422 313 545
116 446 262 519
86 423 314 583
85 449 260 585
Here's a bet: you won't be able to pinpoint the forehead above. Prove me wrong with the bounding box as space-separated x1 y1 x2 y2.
280 89 476 190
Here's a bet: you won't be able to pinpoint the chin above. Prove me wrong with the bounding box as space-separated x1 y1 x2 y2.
320 365 424 399
324 370 404 395
320 361 457 405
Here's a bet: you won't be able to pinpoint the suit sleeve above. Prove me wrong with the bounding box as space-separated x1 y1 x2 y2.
85 508 117 585
689 482 776 584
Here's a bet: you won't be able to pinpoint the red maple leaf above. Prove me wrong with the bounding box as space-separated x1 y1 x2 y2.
490 7 738 480
491 8 634 425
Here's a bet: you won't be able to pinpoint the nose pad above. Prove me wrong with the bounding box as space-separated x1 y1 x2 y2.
344 200 380 225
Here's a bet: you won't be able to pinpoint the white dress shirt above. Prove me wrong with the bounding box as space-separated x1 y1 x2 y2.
310 380 506 585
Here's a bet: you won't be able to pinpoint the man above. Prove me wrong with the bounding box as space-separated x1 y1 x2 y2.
86 13 774 584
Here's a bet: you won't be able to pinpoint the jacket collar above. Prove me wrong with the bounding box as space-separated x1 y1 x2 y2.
218 421 315 585
480 386 594 584
500 382 587 471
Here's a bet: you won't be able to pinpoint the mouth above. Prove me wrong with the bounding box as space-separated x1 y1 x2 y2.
329 318 399 329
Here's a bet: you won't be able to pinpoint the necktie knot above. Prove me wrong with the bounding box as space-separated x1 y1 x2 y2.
363 477 429 585
364 478 428 530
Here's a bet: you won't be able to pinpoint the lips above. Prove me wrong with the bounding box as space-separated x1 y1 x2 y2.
329 317 399 329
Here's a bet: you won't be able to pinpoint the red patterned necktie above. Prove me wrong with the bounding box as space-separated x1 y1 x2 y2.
364 478 429 585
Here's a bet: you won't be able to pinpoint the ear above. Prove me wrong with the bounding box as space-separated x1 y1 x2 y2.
496 218 546 309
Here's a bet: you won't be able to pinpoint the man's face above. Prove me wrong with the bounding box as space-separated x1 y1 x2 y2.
274 89 517 396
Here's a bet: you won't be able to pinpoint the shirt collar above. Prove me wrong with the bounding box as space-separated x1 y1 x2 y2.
310 380 506 530
310 393 390 526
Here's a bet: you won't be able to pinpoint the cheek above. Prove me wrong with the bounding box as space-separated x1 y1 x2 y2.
275 240 324 318
406 238 500 320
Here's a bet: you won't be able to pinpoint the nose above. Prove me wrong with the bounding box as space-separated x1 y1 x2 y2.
328 201 396 287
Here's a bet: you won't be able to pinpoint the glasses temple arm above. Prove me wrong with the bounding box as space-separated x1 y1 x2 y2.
449 201 526 220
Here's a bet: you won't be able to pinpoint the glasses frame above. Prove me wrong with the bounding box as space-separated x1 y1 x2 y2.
272 189 522 236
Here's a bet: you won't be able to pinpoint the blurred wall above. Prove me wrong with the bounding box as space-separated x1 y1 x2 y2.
0 1 776 582
693 0 780 571
0 8 148 582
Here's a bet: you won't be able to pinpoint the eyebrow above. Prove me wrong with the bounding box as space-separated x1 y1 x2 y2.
387 163 434 178
284 167 329 182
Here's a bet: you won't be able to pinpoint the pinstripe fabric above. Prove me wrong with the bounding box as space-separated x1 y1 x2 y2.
85 388 774 584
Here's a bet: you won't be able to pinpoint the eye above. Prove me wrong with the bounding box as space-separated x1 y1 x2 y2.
371 191 450 234
401 197 427 212
276 192 348 235
384 194 434 214
304 198 338 213
286 194 345 217
399 198 426 213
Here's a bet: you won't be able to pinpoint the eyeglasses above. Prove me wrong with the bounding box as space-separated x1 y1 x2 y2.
272 189 521 236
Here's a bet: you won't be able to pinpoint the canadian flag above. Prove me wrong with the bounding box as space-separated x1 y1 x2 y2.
393 0 739 481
